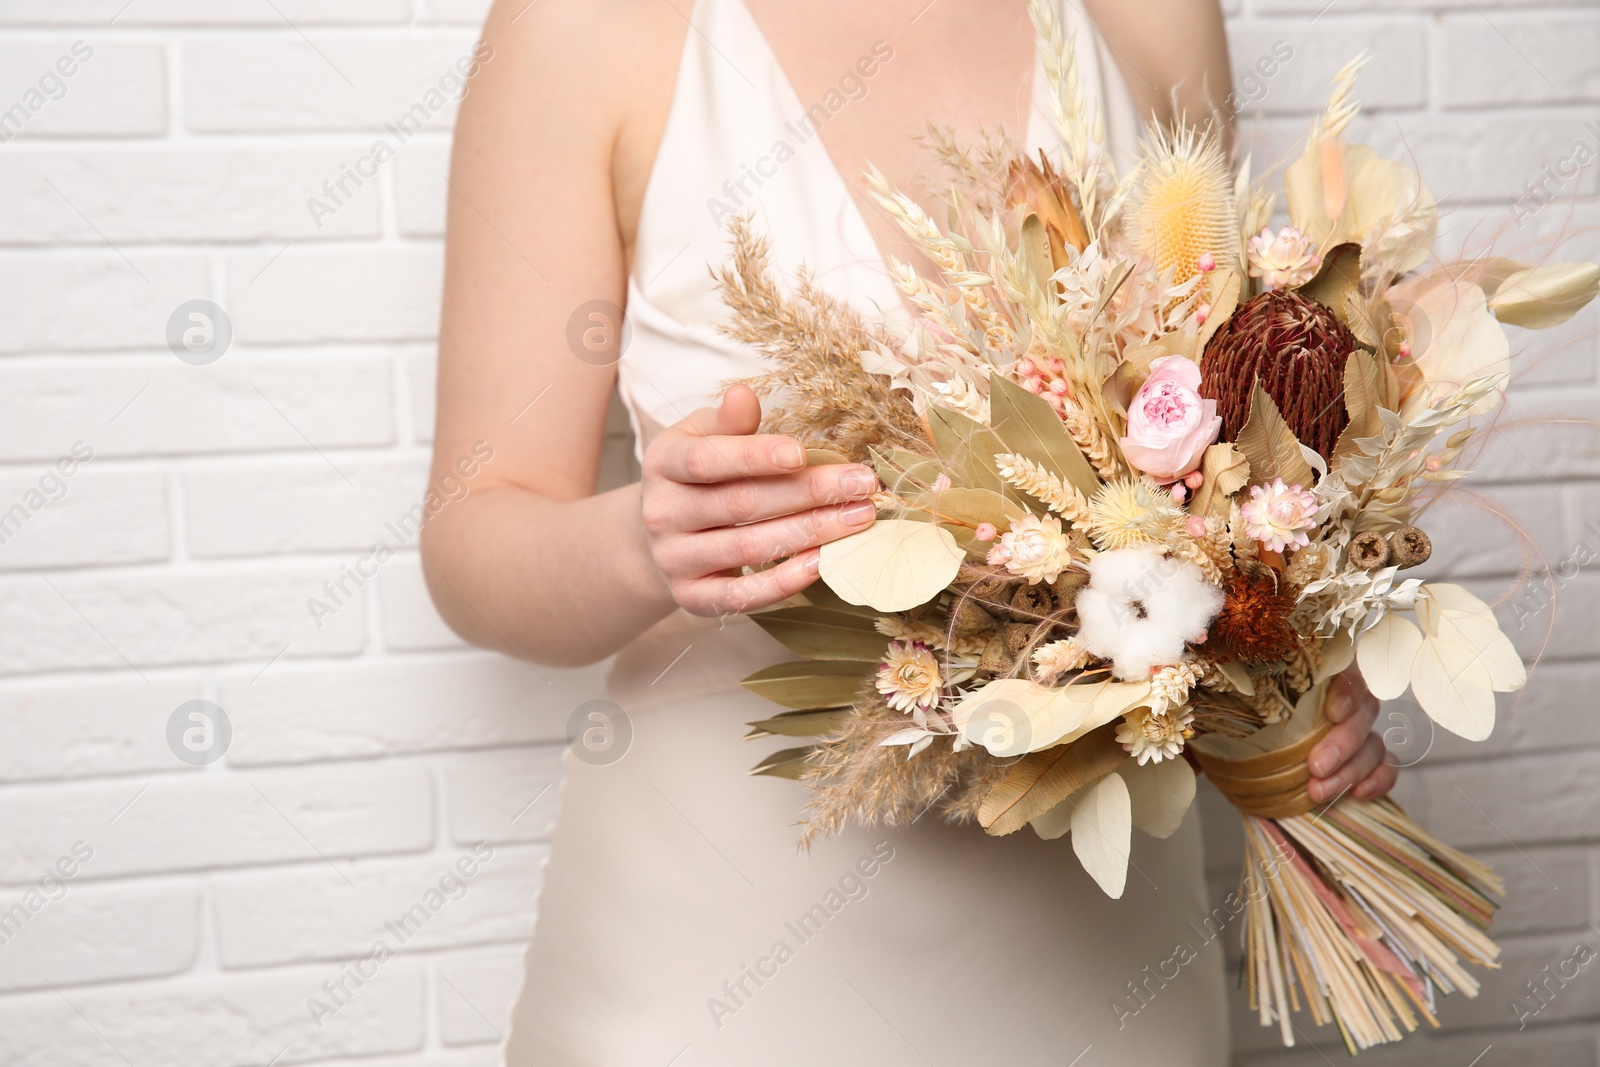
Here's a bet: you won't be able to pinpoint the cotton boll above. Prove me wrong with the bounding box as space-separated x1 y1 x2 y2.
1074 546 1223 680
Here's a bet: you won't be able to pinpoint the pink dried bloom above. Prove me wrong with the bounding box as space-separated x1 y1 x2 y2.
1241 478 1318 552
1247 226 1321 291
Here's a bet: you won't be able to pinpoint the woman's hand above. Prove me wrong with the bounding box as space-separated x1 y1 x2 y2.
640 385 880 617
1307 665 1398 803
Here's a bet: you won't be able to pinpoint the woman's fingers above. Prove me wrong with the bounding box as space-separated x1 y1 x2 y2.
656 498 877 575
648 430 808 484
676 548 823 617
1309 731 1387 803
1353 756 1399 800
669 464 879 530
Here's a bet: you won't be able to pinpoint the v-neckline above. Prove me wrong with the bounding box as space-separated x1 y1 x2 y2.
725 0 1047 315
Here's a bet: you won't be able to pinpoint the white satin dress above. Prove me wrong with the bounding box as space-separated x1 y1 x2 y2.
504 1 1230 1063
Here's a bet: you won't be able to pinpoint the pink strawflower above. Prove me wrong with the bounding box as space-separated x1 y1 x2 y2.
974 522 998 542
1241 478 1318 553
986 512 1073 584
876 641 942 715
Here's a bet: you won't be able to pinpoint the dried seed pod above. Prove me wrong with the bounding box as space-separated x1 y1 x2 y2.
1050 569 1090 608
1004 623 1036 659
959 576 1011 611
1389 526 1432 568
1006 583 1057 623
1348 530 1391 571
949 597 999 637
978 634 1014 677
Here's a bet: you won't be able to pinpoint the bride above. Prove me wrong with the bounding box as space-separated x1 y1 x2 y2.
422 1 1395 1062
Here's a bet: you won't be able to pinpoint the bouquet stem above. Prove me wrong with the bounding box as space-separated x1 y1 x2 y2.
1194 726 1503 1053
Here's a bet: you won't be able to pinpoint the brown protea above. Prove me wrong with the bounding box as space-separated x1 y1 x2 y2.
1210 568 1301 665
1200 290 1357 460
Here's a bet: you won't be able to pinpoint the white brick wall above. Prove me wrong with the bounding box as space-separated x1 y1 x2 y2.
0 2 1593 1065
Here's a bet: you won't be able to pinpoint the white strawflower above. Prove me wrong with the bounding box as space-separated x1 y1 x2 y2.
1074 546 1223 680
876 641 943 718
986 512 1074 585
1247 225 1321 290
1117 705 1195 765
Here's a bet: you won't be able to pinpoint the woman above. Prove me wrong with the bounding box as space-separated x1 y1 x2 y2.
423 1 1396 1062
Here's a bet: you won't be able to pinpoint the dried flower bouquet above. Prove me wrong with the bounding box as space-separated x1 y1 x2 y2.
720 2 1600 1052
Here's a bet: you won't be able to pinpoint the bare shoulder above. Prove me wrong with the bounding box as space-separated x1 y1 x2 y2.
1082 0 1232 133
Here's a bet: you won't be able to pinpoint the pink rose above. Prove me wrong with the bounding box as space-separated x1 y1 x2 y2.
1119 356 1222 483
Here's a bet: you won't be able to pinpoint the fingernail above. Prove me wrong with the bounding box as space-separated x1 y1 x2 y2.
774 442 805 470
802 549 821 574
839 466 878 498
1325 689 1352 723
1309 744 1339 777
1309 779 1326 803
840 500 877 524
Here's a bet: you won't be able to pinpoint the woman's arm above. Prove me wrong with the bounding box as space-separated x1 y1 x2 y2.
1085 0 1234 143
422 0 878 666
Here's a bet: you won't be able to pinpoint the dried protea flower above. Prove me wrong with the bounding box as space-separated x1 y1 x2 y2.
1007 150 1088 269
1200 290 1358 459
1128 126 1237 287
1212 567 1301 664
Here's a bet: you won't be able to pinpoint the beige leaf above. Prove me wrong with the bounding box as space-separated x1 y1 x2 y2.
1389 272 1509 418
1235 384 1315 489
987 374 1101 499
1356 611 1423 700
951 677 1152 756
1199 269 1241 348
1116 757 1196 839
738 660 876 710
1190 442 1250 519
1489 262 1600 330
1410 632 1497 741
981 724 1125 836
1312 629 1356 683
749 607 889 662
1332 350 1386 469
1296 242 1362 326
1069 771 1133 898
1216 660 1257 696
819 518 962 613
1418 585 1526 693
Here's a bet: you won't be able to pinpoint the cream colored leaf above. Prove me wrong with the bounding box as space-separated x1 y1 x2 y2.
1418 585 1526 693
1235 384 1315 490
1029 794 1075 841
1116 757 1196 839
950 678 1152 757
1313 629 1356 683
1410 633 1496 741
818 518 962 613
1069 771 1132 898
1390 273 1509 418
1190 442 1250 519
1356 611 1423 700
1489 262 1600 330
1216 660 1257 696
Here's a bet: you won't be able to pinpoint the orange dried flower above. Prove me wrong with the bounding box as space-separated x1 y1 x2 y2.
1212 568 1302 665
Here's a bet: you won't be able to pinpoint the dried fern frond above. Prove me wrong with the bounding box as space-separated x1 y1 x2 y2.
714 217 927 461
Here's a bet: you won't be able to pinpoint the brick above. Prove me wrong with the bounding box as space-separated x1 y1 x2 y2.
420 0 494 25
220 655 601 765
0 42 164 139
0 964 424 1067
409 350 438 442
0 882 197 991
395 141 450 236
380 555 467 651
0 149 383 245
1227 23 1427 116
0 676 199 782
229 247 443 343
1468 386 1600 483
1439 15 1600 108
1439 930 1600 1030
0 0 408 23
0 255 208 353
1475 571 1600 662
0 357 395 462
1415 662 1600 763
1418 750 1600 849
185 455 428 558
0 466 169 570
1473 845 1593 936
212 844 539 967
436 950 524 1046
184 37 484 132
1406 482 1564 580
444 748 565 845
0 762 433 881
0 564 366 676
